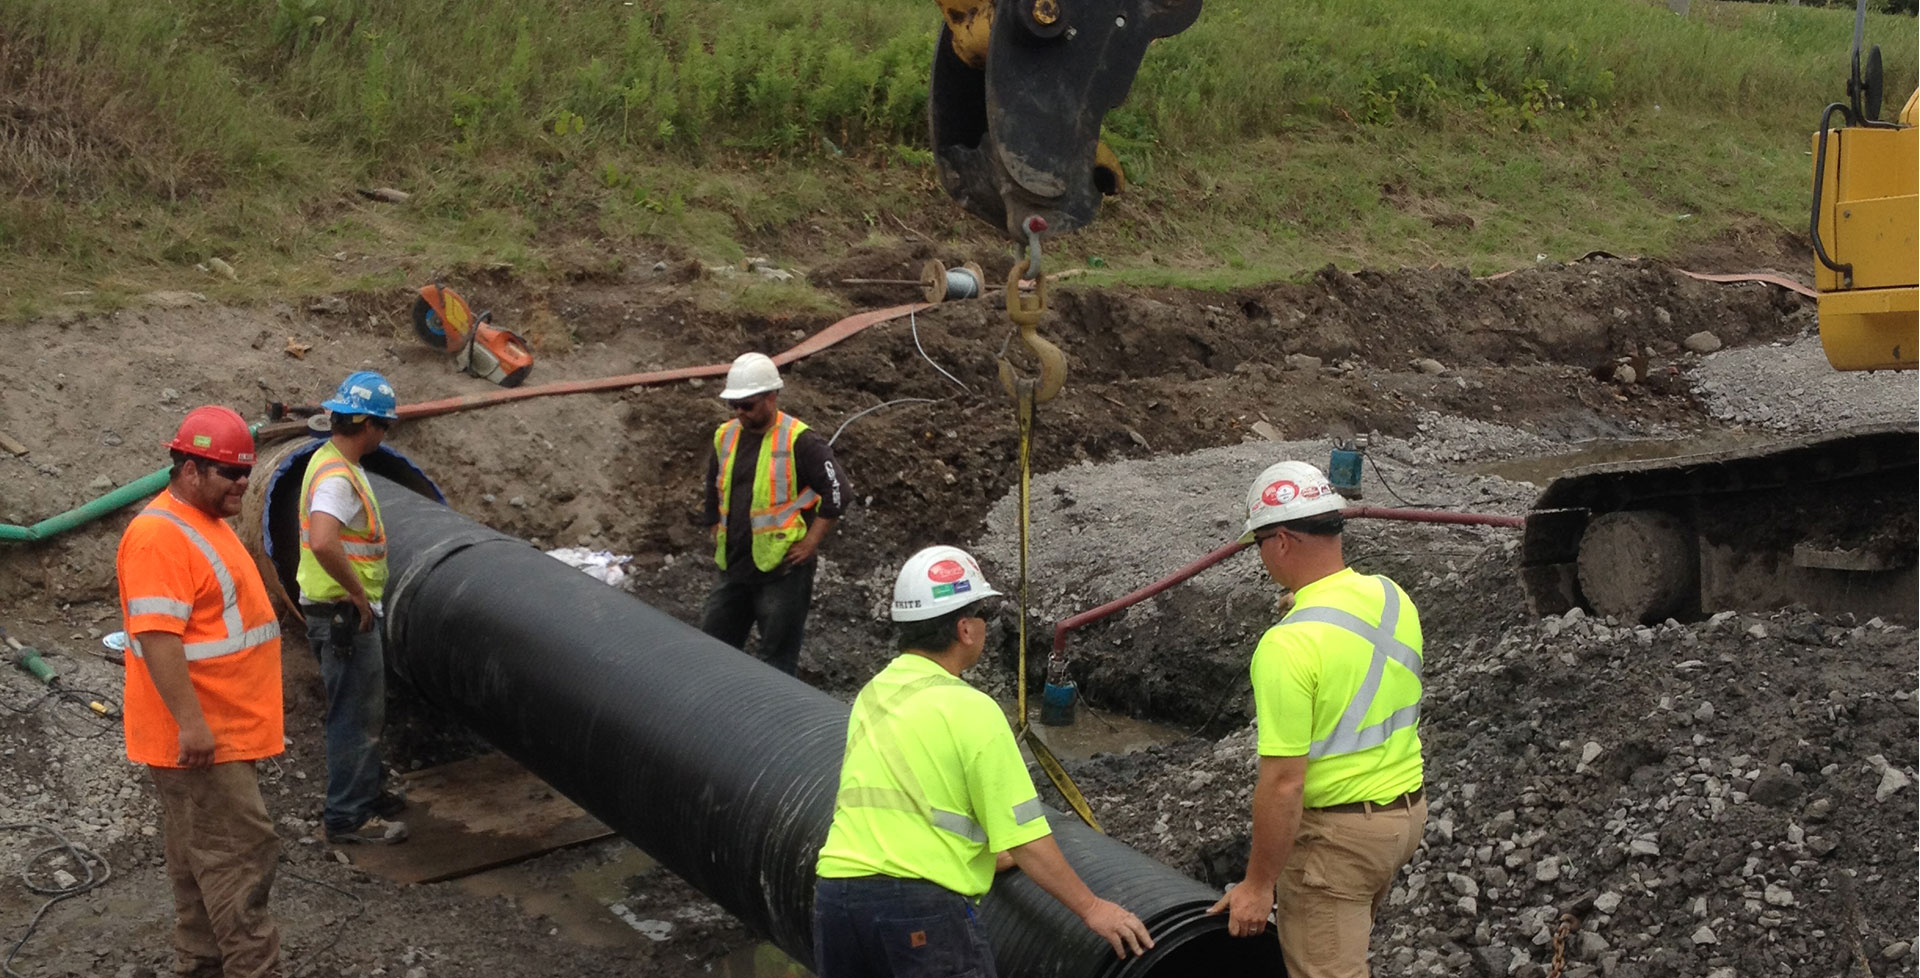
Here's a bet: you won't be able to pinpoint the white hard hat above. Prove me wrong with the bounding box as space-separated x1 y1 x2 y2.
719 352 784 400
1240 460 1348 543
891 545 1003 622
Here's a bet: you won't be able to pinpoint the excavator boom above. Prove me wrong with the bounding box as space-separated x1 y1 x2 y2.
929 0 1200 240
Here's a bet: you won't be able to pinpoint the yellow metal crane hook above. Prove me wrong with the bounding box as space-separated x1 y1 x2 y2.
997 216 1068 404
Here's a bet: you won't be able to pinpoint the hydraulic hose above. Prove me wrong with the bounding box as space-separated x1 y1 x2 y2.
1052 505 1525 655
321 474 1278 977
0 469 170 544
291 303 934 422
4 303 935 546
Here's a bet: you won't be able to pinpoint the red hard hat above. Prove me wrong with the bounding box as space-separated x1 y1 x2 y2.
167 406 255 465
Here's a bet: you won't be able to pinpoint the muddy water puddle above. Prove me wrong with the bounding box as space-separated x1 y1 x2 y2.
1020 709 1193 762
457 842 813 974
455 843 661 948
1475 431 1763 487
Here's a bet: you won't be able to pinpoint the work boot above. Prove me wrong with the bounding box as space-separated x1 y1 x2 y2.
325 817 408 845
370 791 407 818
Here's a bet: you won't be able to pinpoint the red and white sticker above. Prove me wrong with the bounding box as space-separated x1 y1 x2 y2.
1261 480 1299 507
927 559 966 583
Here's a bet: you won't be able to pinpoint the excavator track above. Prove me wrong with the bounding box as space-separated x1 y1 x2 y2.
1520 423 1918 624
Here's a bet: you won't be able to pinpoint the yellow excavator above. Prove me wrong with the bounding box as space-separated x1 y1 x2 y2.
1518 4 1916 625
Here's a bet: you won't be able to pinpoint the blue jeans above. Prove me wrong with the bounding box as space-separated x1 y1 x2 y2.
813 876 997 978
302 609 389 833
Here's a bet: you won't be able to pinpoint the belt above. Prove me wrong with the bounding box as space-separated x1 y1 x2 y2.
1309 786 1424 815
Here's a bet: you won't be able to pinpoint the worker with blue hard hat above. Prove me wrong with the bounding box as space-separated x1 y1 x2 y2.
320 370 400 420
296 370 409 845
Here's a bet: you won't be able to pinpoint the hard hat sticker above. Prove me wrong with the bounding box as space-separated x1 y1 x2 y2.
193 435 212 448
927 559 966 583
931 579 973 599
1261 480 1299 506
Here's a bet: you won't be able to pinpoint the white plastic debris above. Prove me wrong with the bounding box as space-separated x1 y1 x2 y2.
544 547 633 587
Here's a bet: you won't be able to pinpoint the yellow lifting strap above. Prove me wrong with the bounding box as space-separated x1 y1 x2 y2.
998 225 1101 832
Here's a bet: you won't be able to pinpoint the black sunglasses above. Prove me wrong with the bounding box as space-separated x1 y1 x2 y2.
727 394 769 412
369 417 392 430
205 462 252 482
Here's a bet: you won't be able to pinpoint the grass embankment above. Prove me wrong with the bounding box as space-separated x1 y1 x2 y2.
1 0 1914 319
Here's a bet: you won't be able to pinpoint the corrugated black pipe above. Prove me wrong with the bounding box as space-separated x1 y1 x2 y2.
333 475 1280 977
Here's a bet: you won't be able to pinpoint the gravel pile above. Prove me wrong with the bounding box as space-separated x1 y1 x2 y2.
973 422 1540 625
1687 333 1916 431
1070 607 1919 978
963 426 1538 724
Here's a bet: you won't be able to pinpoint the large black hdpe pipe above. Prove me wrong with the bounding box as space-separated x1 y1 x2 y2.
315 474 1283 977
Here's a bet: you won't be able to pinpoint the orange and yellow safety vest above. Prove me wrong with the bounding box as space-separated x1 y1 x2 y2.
713 413 820 573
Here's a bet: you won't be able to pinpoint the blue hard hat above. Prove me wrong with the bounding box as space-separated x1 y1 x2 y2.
320 370 400 420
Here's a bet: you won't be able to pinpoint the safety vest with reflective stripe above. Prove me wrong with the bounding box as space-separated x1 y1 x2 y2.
816 654 1054 897
296 440 388 604
1251 568 1424 808
712 413 820 573
115 490 284 767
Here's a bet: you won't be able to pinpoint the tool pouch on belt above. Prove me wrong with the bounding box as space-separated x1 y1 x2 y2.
328 601 361 651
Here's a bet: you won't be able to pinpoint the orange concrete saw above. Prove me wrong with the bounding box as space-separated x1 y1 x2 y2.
412 283 534 387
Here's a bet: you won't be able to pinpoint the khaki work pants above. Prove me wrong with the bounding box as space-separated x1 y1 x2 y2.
1273 795 1427 978
149 761 282 978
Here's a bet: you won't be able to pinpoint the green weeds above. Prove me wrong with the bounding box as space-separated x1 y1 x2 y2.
1 0 1914 312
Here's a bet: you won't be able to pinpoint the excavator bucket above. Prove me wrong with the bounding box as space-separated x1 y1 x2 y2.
929 0 1201 240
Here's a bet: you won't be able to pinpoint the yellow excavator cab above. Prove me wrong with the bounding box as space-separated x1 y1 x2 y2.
1812 88 1919 371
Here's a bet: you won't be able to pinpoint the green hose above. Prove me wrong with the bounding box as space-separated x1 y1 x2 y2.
0 468 170 544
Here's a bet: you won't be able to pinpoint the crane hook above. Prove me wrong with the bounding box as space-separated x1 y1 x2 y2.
998 216 1068 404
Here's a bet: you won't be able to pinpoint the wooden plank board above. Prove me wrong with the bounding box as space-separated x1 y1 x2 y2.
341 752 613 885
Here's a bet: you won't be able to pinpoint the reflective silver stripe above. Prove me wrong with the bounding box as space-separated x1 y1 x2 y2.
1281 577 1422 760
128 510 275 663
142 510 242 640
837 785 921 813
298 530 386 557
181 622 281 661
930 808 987 844
767 416 797 506
127 597 192 620
836 784 999 843
843 671 997 844
1011 797 1046 826
750 488 822 531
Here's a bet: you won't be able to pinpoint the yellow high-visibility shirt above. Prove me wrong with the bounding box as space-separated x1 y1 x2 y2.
1251 567 1425 808
816 654 1053 897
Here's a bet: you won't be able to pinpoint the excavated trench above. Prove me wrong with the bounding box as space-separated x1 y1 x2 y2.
4 244 1916 977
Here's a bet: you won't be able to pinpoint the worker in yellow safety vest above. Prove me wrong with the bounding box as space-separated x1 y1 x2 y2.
296 370 408 846
1210 460 1427 977
701 352 847 676
813 545 1154 977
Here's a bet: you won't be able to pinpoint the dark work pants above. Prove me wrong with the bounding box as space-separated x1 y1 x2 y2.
302 609 388 833
813 876 997 978
699 560 816 675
